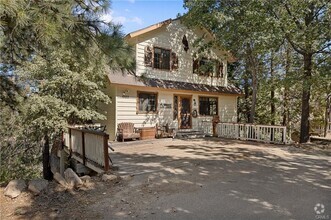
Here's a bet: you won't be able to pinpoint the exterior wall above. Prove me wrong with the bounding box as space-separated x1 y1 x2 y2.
111 85 238 138
132 20 228 87
98 84 117 141
219 96 238 122
115 85 173 128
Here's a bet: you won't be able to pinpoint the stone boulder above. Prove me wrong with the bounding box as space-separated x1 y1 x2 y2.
4 180 26 198
80 175 91 183
53 172 68 187
102 174 118 182
64 168 83 188
28 179 49 195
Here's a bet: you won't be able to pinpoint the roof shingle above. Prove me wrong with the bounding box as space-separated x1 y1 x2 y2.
108 73 242 95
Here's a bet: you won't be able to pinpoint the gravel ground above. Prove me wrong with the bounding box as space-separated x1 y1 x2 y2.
1 138 330 220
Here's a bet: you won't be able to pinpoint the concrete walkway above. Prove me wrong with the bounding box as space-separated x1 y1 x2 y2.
105 138 331 220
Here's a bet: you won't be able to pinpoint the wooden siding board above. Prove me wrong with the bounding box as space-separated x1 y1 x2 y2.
97 84 116 141
135 20 227 86
113 85 237 131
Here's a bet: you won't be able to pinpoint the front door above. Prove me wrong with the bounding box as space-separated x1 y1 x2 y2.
179 96 192 129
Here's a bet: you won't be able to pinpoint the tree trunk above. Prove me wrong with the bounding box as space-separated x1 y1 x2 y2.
244 66 250 123
246 44 257 124
299 53 312 143
43 134 53 180
325 95 331 137
282 45 291 128
249 67 258 124
270 51 275 125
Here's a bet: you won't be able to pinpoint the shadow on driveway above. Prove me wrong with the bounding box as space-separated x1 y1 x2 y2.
107 138 331 220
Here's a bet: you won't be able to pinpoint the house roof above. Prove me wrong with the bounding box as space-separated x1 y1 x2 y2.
125 18 175 39
124 18 236 63
108 73 242 96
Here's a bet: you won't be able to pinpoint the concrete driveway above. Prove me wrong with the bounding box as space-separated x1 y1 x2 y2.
105 138 331 220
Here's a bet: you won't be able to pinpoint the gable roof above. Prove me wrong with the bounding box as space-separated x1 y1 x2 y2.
125 18 174 40
108 73 242 96
125 18 236 62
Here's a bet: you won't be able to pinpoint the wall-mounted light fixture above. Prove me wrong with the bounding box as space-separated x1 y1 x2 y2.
122 89 129 97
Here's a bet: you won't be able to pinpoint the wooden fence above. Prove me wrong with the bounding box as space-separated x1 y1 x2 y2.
63 126 110 172
217 123 287 144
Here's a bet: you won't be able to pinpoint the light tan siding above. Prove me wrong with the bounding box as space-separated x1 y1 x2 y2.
98 84 117 141
219 96 238 122
134 20 228 87
116 86 159 128
113 85 238 131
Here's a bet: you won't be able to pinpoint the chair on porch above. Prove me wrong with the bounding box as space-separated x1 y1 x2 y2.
156 123 175 138
117 122 141 142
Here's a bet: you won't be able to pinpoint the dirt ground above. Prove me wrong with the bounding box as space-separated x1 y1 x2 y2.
1 138 330 219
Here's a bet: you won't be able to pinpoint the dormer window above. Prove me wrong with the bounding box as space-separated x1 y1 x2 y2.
154 47 171 70
193 58 224 78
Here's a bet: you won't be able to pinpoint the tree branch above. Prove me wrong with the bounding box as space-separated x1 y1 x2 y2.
283 1 303 30
312 42 331 54
285 34 306 54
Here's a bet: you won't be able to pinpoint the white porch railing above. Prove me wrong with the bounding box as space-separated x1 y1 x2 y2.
216 123 287 144
199 120 213 136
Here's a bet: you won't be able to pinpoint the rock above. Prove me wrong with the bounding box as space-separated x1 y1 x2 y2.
4 180 26 198
70 160 91 175
14 208 28 215
53 172 68 187
121 175 134 181
28 179 49 195
64 168 83 188
80 175 91 182
50 154 60 174
49 208 61 219
102 174 118 182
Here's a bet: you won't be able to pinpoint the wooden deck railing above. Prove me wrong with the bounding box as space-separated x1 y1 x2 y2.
63 126 110 172
216 123 287 144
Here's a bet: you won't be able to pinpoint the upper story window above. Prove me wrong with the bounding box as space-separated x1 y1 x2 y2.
137 91 158 113
154 47 170 70
193 58 224 78
199 97 218 116
144 45 178 71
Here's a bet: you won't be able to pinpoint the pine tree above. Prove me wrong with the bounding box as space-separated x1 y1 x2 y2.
184 0 331 143
0 0 134 180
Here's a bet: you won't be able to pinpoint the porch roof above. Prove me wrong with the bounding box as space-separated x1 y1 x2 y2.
108 73 242 95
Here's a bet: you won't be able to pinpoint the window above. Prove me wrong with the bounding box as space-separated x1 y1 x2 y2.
193 58 224 77
144 45 178 70
199 97 218 116
153 47 171 70
138 92 157 113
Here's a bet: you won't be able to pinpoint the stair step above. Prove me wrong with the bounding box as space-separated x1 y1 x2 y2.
175 130 207 139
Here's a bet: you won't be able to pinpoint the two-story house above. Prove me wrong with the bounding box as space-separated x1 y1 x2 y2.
100 18 242 141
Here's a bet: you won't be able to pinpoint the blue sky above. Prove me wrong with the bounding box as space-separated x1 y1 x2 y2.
102 0 187 34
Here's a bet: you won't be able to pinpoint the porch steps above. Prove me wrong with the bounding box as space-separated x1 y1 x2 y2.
175 130 207 139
